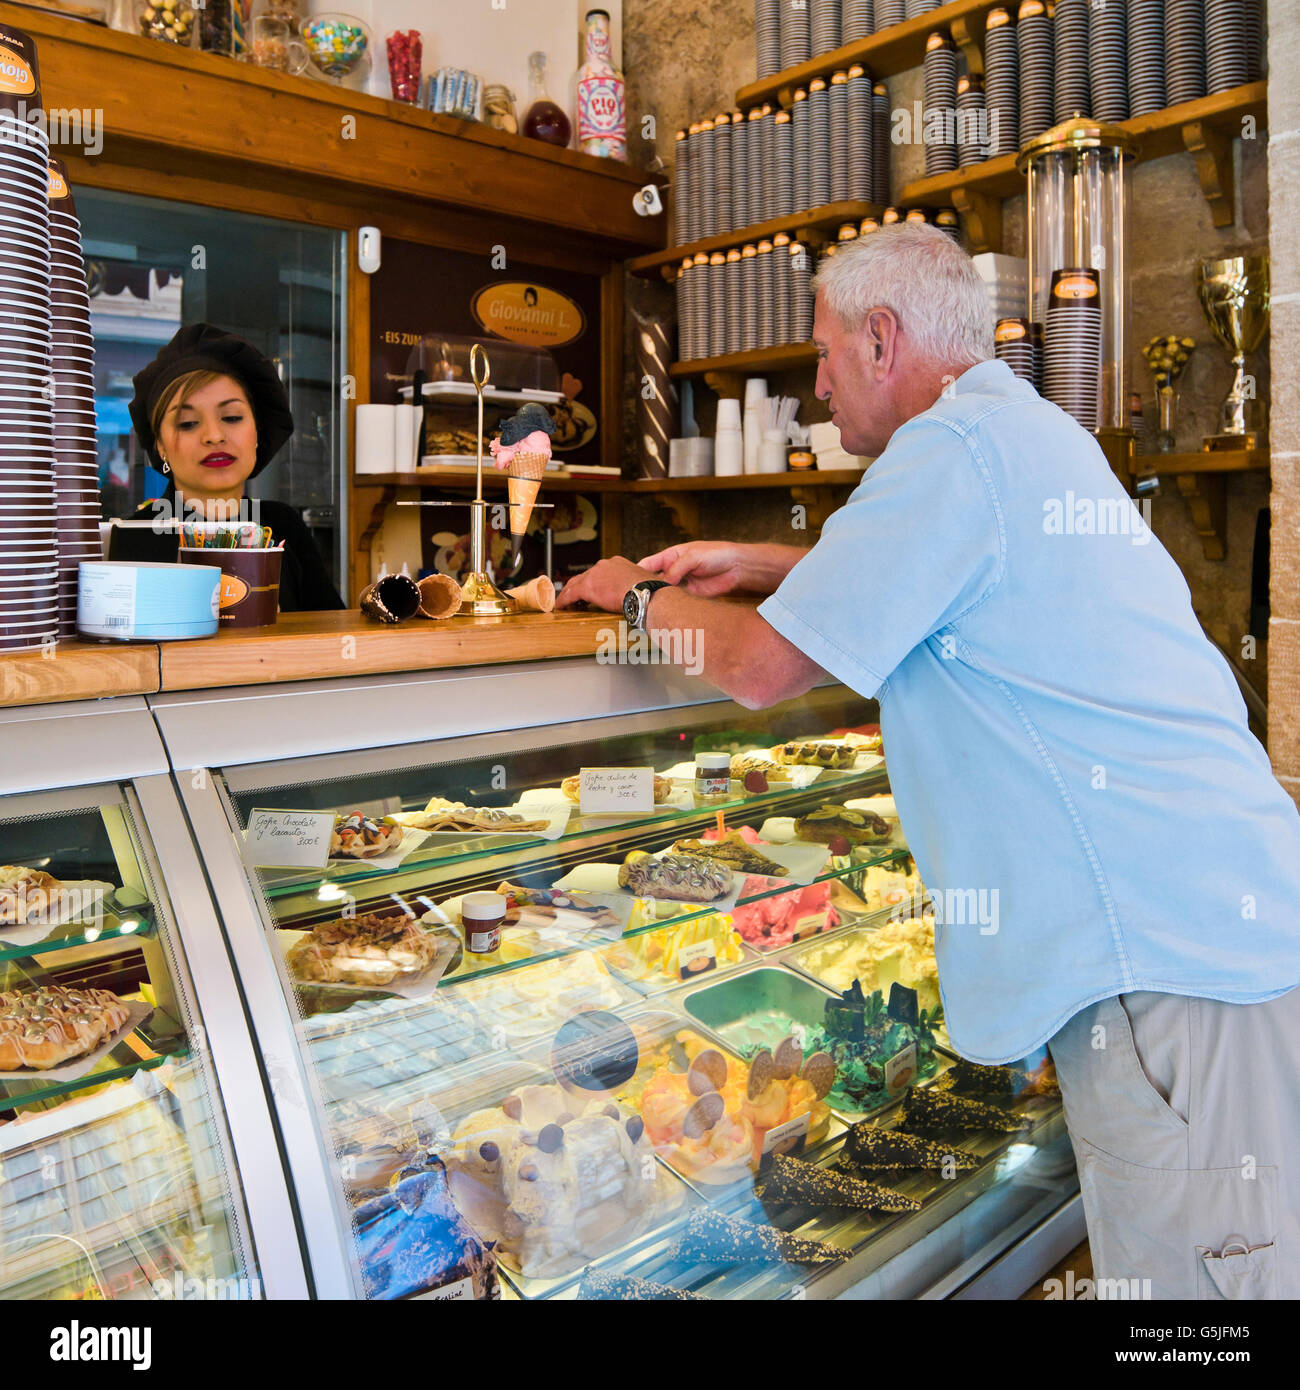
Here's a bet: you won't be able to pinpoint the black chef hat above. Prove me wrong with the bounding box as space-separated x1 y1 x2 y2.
129 322 294 476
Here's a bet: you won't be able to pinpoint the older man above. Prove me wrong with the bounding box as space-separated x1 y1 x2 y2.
558 223 1300 1299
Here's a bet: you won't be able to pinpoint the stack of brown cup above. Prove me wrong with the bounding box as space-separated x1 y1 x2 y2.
47 157 100 640
0 24 57 653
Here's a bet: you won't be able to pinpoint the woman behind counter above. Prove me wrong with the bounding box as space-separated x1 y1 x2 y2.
128 322 344 612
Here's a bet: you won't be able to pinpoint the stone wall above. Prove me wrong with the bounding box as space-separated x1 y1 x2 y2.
621 0 1274 714
1267 0 1300 802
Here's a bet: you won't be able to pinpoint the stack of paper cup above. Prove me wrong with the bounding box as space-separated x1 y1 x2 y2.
872 83 891 205
923 33 958 177
1054 0 1090 121
713 112 733 236
844 0 875 42
715 397 743 477
985 8 1020 157
1017 0 1054 142
792 89 811 213
47 158 100 640
0 23 56 653
729 110 748 234
743 378 767 474
829 71 850 204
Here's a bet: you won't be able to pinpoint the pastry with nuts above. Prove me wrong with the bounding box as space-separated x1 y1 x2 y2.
617 849 732 902
394 797 550 835
671 829 786 878
0 985 132 1071
0 866 72 925
286 912 447 987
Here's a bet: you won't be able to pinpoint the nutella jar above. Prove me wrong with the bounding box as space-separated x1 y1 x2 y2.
461 892 507 956
695 752 731 800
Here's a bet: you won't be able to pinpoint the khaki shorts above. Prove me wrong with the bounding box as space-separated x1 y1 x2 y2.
1048 988 1299 1299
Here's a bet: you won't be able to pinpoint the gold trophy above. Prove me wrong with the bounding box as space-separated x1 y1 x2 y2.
1195 255 1269 451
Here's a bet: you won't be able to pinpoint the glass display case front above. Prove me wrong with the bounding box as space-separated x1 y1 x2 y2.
0 778 263 1301
191 673 1078 1302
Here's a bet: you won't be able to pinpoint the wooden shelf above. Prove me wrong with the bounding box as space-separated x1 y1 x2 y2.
900 82 1267 250
1129 447 1269 561
628 200 884 279
623 471 863 492
736 0 1001 108
1129 448 1268 476
356 468 863 494
12 4 666 255
670 343 818 382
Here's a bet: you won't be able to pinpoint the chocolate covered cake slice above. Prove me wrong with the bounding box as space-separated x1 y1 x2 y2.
761 1153 921 1212
843 1123 981 1173
668 1207 848 1267
577 1268 708 1301
901 1087 1030 1135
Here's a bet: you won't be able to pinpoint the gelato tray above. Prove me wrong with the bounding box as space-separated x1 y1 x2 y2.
790 913 940 1017
599 911 753 995
612 1010 843 1193
681 967 952 1120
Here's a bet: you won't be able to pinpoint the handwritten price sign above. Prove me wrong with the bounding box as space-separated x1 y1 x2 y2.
243 809 336 869
578 767 655 815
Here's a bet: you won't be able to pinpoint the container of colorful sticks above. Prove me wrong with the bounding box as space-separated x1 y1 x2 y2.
175 522 284 628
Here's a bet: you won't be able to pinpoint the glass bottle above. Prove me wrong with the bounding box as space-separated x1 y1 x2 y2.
576 8 627 161
522 51 571 148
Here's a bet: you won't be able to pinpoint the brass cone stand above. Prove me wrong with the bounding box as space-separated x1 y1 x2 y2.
458 344 517 616
393 342 552 615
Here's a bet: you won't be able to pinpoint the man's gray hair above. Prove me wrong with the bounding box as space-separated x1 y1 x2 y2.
811 222 994 364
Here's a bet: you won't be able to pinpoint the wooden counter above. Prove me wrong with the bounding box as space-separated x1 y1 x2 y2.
155 609 619 693
0 640 159 707
0 611 620 708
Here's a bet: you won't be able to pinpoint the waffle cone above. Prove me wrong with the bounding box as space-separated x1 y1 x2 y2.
416 572 462 619
505 575 555 613
507 451 549 482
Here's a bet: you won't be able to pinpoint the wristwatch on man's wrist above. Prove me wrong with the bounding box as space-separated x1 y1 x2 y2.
623 579 671 632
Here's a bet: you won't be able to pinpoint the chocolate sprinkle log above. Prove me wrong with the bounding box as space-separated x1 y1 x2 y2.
947 1058 1030 1096
577 1268 708 1301
901 1087 1030 1134
669 1208 848 1267
761 1153 921 1212
843 1124 980 1172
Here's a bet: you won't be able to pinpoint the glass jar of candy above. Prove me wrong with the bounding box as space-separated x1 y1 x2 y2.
136 0 197 45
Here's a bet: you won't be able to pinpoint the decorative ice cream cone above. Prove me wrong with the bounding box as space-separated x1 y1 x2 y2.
417 572 463 619
504 574 555 613
507 452 548 558
491 401 557 564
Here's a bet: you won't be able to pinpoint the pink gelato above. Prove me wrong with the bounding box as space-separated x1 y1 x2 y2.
489 430 554 469
732 876 839 951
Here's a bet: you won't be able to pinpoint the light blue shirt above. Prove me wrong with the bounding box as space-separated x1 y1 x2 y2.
760 359 1300 1065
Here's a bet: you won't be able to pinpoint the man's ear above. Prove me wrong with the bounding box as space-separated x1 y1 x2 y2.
866 308 898 374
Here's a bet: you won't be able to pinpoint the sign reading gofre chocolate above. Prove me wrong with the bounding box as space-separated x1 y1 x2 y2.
471 282 586 348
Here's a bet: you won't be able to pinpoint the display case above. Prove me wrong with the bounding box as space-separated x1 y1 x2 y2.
158 661 1082 1301
0 700 306 1301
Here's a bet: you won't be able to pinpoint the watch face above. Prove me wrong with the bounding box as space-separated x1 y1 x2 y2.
622 590 640 626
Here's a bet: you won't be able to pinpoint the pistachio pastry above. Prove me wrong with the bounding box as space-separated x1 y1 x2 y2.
770 740 856 769
671 830 786 878
794 803 892 846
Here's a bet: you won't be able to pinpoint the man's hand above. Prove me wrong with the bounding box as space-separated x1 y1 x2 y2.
639 541 747 596
555 556 661 612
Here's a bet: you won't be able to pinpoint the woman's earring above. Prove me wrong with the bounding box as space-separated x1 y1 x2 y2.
159 456 171 474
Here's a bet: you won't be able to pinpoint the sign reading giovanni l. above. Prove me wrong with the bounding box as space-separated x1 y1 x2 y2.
471 281 586 348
